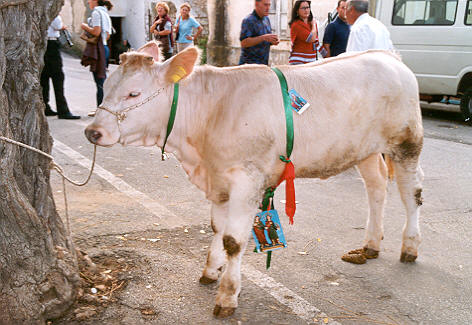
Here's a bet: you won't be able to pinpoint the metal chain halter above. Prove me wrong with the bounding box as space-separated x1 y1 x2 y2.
97 87 165 123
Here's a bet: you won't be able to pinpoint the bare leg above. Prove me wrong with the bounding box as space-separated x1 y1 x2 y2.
213 169 262 318
200 202 228 284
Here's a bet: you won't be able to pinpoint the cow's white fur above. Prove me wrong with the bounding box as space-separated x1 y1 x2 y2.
85 42 424 317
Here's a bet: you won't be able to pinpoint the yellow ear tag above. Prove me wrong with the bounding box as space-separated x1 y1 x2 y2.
171 66 187 83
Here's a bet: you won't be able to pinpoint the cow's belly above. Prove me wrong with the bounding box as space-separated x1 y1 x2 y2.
295 159 359 179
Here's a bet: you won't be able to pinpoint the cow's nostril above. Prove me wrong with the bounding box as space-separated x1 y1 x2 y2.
85 128 102 143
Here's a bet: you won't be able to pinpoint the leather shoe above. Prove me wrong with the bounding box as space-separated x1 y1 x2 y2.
45 109 58 116
58 113 81 120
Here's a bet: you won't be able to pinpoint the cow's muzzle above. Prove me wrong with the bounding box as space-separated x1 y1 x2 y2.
85 127 102 144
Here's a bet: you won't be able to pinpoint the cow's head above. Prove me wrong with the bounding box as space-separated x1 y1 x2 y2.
85 41 199 147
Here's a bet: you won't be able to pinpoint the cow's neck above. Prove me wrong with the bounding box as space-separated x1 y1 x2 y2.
159 67 225 194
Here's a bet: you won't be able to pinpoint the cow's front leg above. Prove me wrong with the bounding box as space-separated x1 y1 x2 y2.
200 201 228 284
343 154 387 264
213 170 262 318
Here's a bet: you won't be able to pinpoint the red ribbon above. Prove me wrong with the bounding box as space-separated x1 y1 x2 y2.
277 160 296 224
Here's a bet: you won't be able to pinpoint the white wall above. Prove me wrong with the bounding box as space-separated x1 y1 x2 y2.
121 1 147 49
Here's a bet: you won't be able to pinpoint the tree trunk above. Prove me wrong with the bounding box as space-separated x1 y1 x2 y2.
0 1 79 323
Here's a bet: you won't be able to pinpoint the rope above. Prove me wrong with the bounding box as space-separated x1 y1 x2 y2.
0 135 97 237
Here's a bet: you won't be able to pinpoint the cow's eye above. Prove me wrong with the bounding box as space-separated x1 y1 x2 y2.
129 92 140 98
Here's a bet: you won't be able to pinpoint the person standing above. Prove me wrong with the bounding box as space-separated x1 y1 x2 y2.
239 0 279 65
322 0 350 57
288 0 320 65
81 0 113 117
175 3 203 53
41 16 80 119
345 0 393 52
150 2 174 61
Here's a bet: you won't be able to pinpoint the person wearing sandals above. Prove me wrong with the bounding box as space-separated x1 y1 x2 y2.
175 3 203 53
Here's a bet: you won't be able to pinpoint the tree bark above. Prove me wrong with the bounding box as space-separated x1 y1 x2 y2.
0 1 79 323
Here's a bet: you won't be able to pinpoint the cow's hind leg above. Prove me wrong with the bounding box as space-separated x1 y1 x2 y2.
390 128 424 262
200 202 228 284
213 170 262 318
342 154 388 264
358 153 388 255
394 160 424 262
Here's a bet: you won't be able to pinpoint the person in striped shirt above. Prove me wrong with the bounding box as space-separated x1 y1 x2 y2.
288 0 320 65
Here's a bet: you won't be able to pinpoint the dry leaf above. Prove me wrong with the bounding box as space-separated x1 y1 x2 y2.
323 317 329 324
141 308 156 315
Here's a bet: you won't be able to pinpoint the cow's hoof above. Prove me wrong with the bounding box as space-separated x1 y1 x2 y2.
342 247 379 264
341 253 366 264
199 275 217 285
400 252 417 263
213 305 236 318
363 247 379 259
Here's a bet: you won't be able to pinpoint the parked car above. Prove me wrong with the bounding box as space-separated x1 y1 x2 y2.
327 0 472 122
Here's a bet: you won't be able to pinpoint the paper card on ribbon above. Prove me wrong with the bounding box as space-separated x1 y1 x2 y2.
289 88 310 115
252 210 287 253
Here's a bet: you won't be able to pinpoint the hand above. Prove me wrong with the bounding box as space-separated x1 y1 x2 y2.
81 23 88 31
61 25 67 30
264 34 279 45
156 18 163 24
185 35 193 40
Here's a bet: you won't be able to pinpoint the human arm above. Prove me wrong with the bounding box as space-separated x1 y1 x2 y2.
186 25 203 41
241 34 279 47
51 16 66 31
301 20 319 44
81 23 101 36
239 17 279 48
322 23 334 57
323 43 331 57
150 17 162 34
81 11 101 36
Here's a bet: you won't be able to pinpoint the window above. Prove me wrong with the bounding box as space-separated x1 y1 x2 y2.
392 0 458 25
466 0 472 24
268 0 289 38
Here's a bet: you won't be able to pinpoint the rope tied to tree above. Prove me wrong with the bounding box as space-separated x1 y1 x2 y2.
0 135 97 236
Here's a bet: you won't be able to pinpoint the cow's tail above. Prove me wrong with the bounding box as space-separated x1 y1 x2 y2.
385 155 395 181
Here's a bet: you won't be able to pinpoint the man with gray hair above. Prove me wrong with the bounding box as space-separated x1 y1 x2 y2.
345 0 393 52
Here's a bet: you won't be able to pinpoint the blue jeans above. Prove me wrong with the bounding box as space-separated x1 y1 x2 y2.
93 72 105 106
104 44 110 67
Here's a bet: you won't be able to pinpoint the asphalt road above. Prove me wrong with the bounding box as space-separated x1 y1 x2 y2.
46 53 471 324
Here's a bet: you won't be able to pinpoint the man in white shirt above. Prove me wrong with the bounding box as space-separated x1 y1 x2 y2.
345 0 393 52
40 16 80 119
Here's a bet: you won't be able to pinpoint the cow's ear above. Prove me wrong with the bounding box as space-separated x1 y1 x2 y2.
119 53 129 65
165 47 199 83
137 41 160 62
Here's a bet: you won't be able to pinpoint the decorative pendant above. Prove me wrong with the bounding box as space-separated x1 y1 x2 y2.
252 209 287 253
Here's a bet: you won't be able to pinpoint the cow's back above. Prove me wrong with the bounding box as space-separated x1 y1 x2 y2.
280 51 422 179
190 51 421 182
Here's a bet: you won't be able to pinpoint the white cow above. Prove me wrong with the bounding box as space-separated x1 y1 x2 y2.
85 41 424 318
